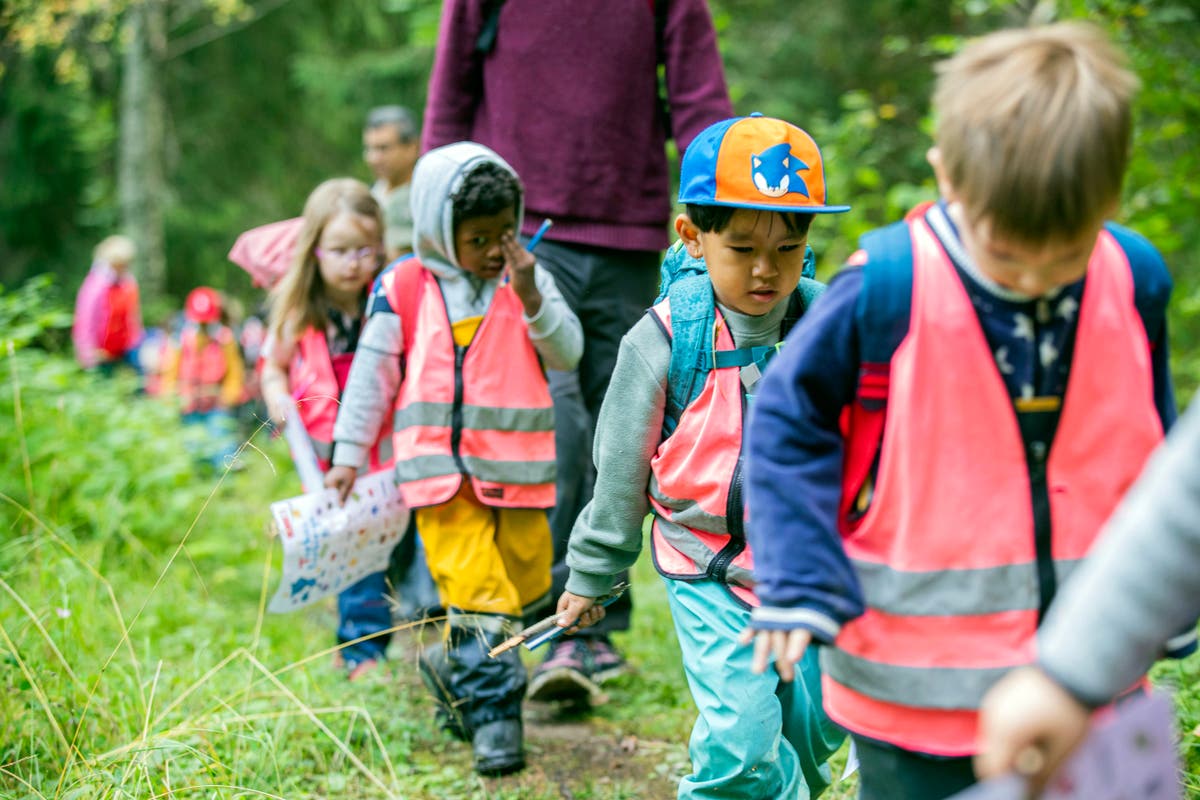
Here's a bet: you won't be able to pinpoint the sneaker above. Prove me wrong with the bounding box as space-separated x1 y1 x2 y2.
586 637 627 683
472 718 525 776
346 657 382 682
526 639 597 703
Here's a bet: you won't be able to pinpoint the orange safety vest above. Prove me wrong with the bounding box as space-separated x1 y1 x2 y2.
178 324 231 413
648 298 757 607
384 260 555 509
823 216 1164 756
289 327 392 472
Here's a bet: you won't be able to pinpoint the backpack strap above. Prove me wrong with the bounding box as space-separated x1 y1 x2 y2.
475 0 507 54
653 0 672 139
659 272 716 436
841 218 916 527
379 255 424 374
1103 222 1172 349
656 272 826 437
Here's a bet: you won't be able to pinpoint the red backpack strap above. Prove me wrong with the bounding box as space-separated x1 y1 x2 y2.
379 255 425 360
838 214 918 531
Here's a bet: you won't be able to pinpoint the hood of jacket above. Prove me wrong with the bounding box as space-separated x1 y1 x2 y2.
411 141 524 285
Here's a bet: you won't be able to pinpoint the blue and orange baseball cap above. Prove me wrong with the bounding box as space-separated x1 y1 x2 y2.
678 113 850 214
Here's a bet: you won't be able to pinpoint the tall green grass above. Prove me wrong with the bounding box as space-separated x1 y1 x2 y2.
0 340 703 798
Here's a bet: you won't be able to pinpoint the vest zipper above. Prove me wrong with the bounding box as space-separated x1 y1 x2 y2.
1028 442 1056 621
450 344 468 474
708 453 746 583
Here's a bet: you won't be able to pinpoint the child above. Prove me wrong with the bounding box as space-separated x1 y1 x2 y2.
555 115 848 799
742 23 1176 800
324 142 582 776
163 286 246 471
72 234 144 378
259 178 396 680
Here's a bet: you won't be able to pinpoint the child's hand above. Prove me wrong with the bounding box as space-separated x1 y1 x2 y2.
264 388 291 429
324 465 357 505
556 591 605 633
974 666 1091 790
500 233 542 316
739 626 812 682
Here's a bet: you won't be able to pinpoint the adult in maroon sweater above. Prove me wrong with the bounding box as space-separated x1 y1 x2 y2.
423 0 732 695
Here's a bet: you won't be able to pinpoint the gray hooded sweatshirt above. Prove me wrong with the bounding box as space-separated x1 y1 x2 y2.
330 142 583 469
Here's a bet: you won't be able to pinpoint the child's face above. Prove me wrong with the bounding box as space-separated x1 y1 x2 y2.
454 207 517 280
316 210 381 301
676 209 809 316
953 207 1100 297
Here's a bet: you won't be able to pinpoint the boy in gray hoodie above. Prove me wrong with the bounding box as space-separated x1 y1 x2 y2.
326 142 582 775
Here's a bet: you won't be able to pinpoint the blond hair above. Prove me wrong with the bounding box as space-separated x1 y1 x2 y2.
94 235 136 268
267 178 382 341
933 22 1138 243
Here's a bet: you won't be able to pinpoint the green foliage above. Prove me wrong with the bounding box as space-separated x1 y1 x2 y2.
0 275 74 352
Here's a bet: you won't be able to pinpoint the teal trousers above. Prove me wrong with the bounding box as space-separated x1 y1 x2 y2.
663 577 845 799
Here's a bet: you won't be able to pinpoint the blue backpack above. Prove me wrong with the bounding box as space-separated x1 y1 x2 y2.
842 211 1172 519
652 240 826 435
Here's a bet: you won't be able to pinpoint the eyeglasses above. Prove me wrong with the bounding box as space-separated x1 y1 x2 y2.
315 246 378 264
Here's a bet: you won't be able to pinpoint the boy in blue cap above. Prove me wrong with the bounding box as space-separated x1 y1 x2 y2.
554 114 848 799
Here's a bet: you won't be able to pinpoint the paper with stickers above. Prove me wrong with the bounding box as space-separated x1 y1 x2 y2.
268 470 409 613
952 690 1180 800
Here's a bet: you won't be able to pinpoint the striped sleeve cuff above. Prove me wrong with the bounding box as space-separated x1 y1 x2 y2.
750 606 842 644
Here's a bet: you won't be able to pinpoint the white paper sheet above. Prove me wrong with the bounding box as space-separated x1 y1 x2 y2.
268 470 409 613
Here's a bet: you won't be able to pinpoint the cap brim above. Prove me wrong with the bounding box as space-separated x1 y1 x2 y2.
683 198 851 214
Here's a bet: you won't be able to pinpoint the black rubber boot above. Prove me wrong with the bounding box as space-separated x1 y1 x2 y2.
416 640 470 741
471 717 525 776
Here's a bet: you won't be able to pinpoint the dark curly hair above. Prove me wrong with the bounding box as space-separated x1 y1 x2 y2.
452 161 522 228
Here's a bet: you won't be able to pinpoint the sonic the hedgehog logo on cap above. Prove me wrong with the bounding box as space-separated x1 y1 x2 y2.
678 113 850 214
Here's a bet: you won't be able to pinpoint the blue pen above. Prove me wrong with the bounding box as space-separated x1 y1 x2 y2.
526 218 553 252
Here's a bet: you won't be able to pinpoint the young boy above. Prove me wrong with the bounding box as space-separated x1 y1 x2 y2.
163 286 246 471
556 114 849 799
742 23 1176 800
324 142 582 776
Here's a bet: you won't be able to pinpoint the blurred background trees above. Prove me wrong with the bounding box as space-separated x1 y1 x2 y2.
2 0 1197 388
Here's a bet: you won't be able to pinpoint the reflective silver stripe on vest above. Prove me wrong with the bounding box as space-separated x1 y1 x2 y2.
648 475 728 534
394 453 555 485
655 515 754 587
462 455 555 485
394 401 553 432
310 438 333 462
822 648 1012 710
852 557 1085 617
394 454 460 482
376 435 393 465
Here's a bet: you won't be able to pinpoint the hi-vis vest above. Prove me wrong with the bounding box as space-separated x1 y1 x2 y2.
823 214 1164 756
384 259 555 509
289 327 392 471
178 324 231 413
647 298 758 607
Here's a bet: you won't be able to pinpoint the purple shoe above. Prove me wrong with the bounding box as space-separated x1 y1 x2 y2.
586 637 627 683
526 639 596 703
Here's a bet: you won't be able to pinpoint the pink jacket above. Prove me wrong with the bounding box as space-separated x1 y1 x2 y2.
73 262 144 368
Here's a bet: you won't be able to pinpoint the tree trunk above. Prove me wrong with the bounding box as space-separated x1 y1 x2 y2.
118 0 168 301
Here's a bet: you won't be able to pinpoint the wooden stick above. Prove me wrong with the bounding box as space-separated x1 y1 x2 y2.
488 615 560 657
487 582 629 658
